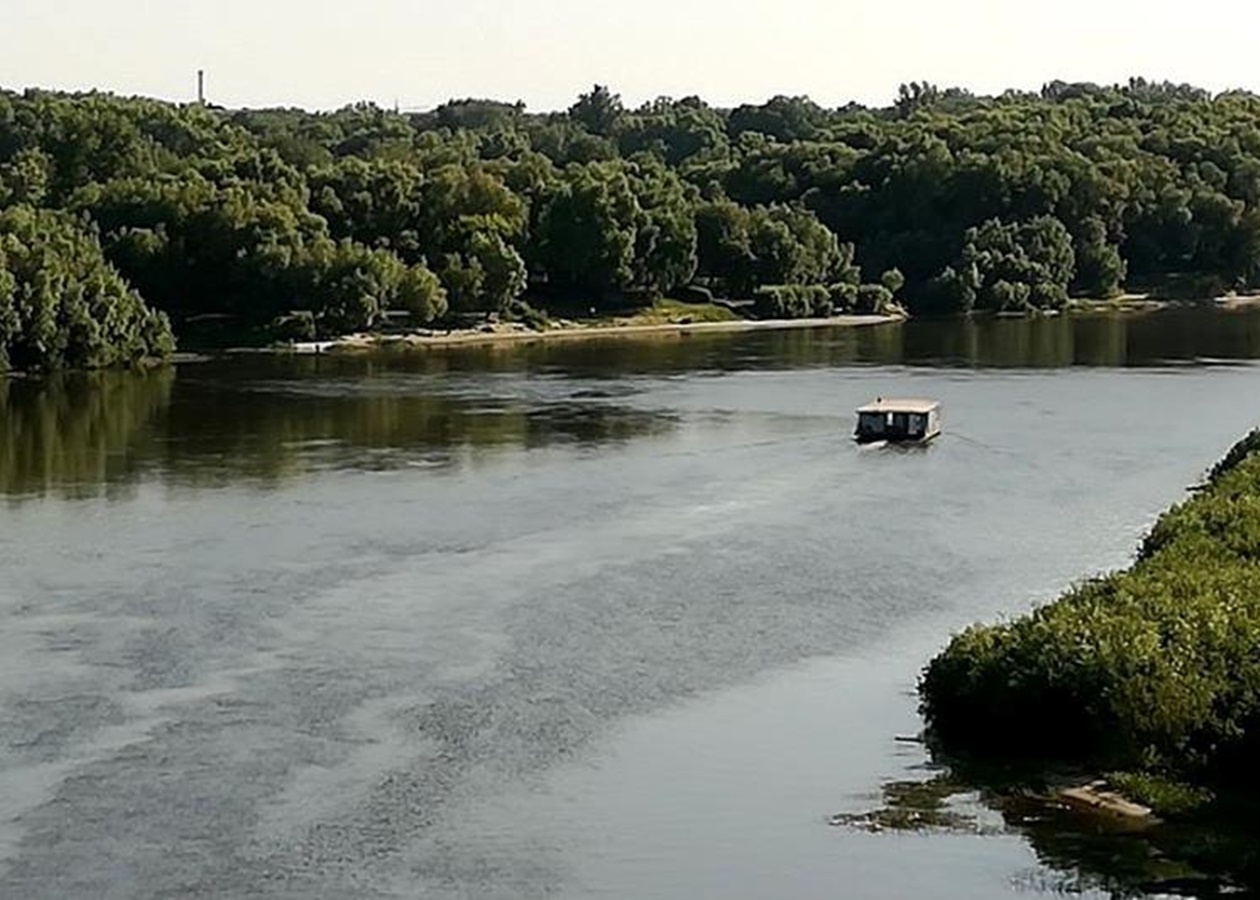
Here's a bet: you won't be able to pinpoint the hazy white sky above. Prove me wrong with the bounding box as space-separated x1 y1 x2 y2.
3 0 1259 111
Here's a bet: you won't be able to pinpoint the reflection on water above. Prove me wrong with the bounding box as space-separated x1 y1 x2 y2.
0 370 173 501
1010 802 1260 898
3 306 1260 899
833 768 1260 897
4 307 1260 500
0 365 676 498
355 306 1260 374
899 307 1260 368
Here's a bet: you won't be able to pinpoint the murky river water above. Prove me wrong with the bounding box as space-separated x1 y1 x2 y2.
3 309 1260 899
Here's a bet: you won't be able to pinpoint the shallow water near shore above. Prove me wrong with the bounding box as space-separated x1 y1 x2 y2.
3 308 1260 898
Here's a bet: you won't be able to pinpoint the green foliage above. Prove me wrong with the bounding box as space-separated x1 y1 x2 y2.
921 431 1260 793
948 217 1076 313
504 298 549 330
10 78 1260 360
308 157 426 257
303 240 447 333
532 160 698 305
880 267 906 295
0 206 173 371
1072 217 1127 298
856 283 896 314
646 297 737 323
568 85 624 138
728 96 826 143
0 148 52 206
438 231 526 314
1207 428 1260 483
1104 772 1215 818
695 199 857 299
752 284 832 319
534 161 640 301
615 97 728 166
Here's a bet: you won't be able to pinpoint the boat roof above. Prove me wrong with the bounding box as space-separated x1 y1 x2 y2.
856 398 941 414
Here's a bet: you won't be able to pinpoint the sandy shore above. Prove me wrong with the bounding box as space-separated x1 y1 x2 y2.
306 314 900 353
1070 293 1260 313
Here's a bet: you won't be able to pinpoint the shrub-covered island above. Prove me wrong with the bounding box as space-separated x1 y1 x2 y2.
921 429 1260 807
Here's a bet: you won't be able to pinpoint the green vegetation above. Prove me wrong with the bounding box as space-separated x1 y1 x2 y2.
1103 772 1215 818
0 206 173 370
921 430 1260 800
616 297 740 325
0 368 173 497
828 773 991 834
10 77 1260 367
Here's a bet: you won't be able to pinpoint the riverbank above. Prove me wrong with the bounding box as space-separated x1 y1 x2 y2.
295 313 900 354
288 293 1260 357
920 428 1260 811
1069 291 1260 313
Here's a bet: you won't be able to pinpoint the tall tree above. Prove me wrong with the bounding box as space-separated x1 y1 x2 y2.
568 85 624 137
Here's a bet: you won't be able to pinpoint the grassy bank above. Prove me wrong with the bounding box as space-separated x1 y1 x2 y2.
920 429 1260 806
602 297 742 326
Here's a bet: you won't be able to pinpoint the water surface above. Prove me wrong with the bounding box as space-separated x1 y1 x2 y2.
3 308 1260 899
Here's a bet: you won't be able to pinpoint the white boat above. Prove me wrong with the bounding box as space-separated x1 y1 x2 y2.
854 398 942 444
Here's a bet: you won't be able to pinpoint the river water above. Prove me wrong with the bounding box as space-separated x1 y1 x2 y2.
2 309 1260 899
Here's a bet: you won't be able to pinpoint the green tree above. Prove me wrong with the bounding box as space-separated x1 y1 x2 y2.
946 216 1077 313
1072 216 1126 298
439 232 526 314
0 148 52 206
628 162 698 296
569 85 624 137
0 206 174 371
534 162 640 303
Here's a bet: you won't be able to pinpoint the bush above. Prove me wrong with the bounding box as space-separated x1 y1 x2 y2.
828 282 859 312
0 206 174 371
271 311 317 342
1208 428 1260 484
920 430 1260 792
856 284 895 315
505 298 550 331
751 284 832 319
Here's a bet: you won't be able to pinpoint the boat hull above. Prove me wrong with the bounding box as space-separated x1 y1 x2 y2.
854 430 940 446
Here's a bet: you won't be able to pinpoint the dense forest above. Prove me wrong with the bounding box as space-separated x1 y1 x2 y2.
6 77 1260 368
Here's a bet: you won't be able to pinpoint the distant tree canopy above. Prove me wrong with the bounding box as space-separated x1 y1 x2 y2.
5 77 1260 366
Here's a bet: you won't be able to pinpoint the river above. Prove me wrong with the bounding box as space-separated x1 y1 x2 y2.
2 308 1260 899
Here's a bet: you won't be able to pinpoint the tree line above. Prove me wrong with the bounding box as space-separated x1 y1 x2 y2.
4 77 1260 368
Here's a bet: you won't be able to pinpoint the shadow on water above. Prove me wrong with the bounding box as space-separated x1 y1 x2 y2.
898 306 1260 369
0 364 677 499
831 764 1260 897
5 306 1260 501
0 369 175 502
338 306 1260 373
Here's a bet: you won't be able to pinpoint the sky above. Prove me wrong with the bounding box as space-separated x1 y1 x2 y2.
4 0 1260 112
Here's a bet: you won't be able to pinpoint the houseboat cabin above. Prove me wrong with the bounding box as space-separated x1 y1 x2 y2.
854 398 942 444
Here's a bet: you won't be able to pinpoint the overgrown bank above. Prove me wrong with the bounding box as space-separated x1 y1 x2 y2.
920 429 1260 804
10 77 1260 369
